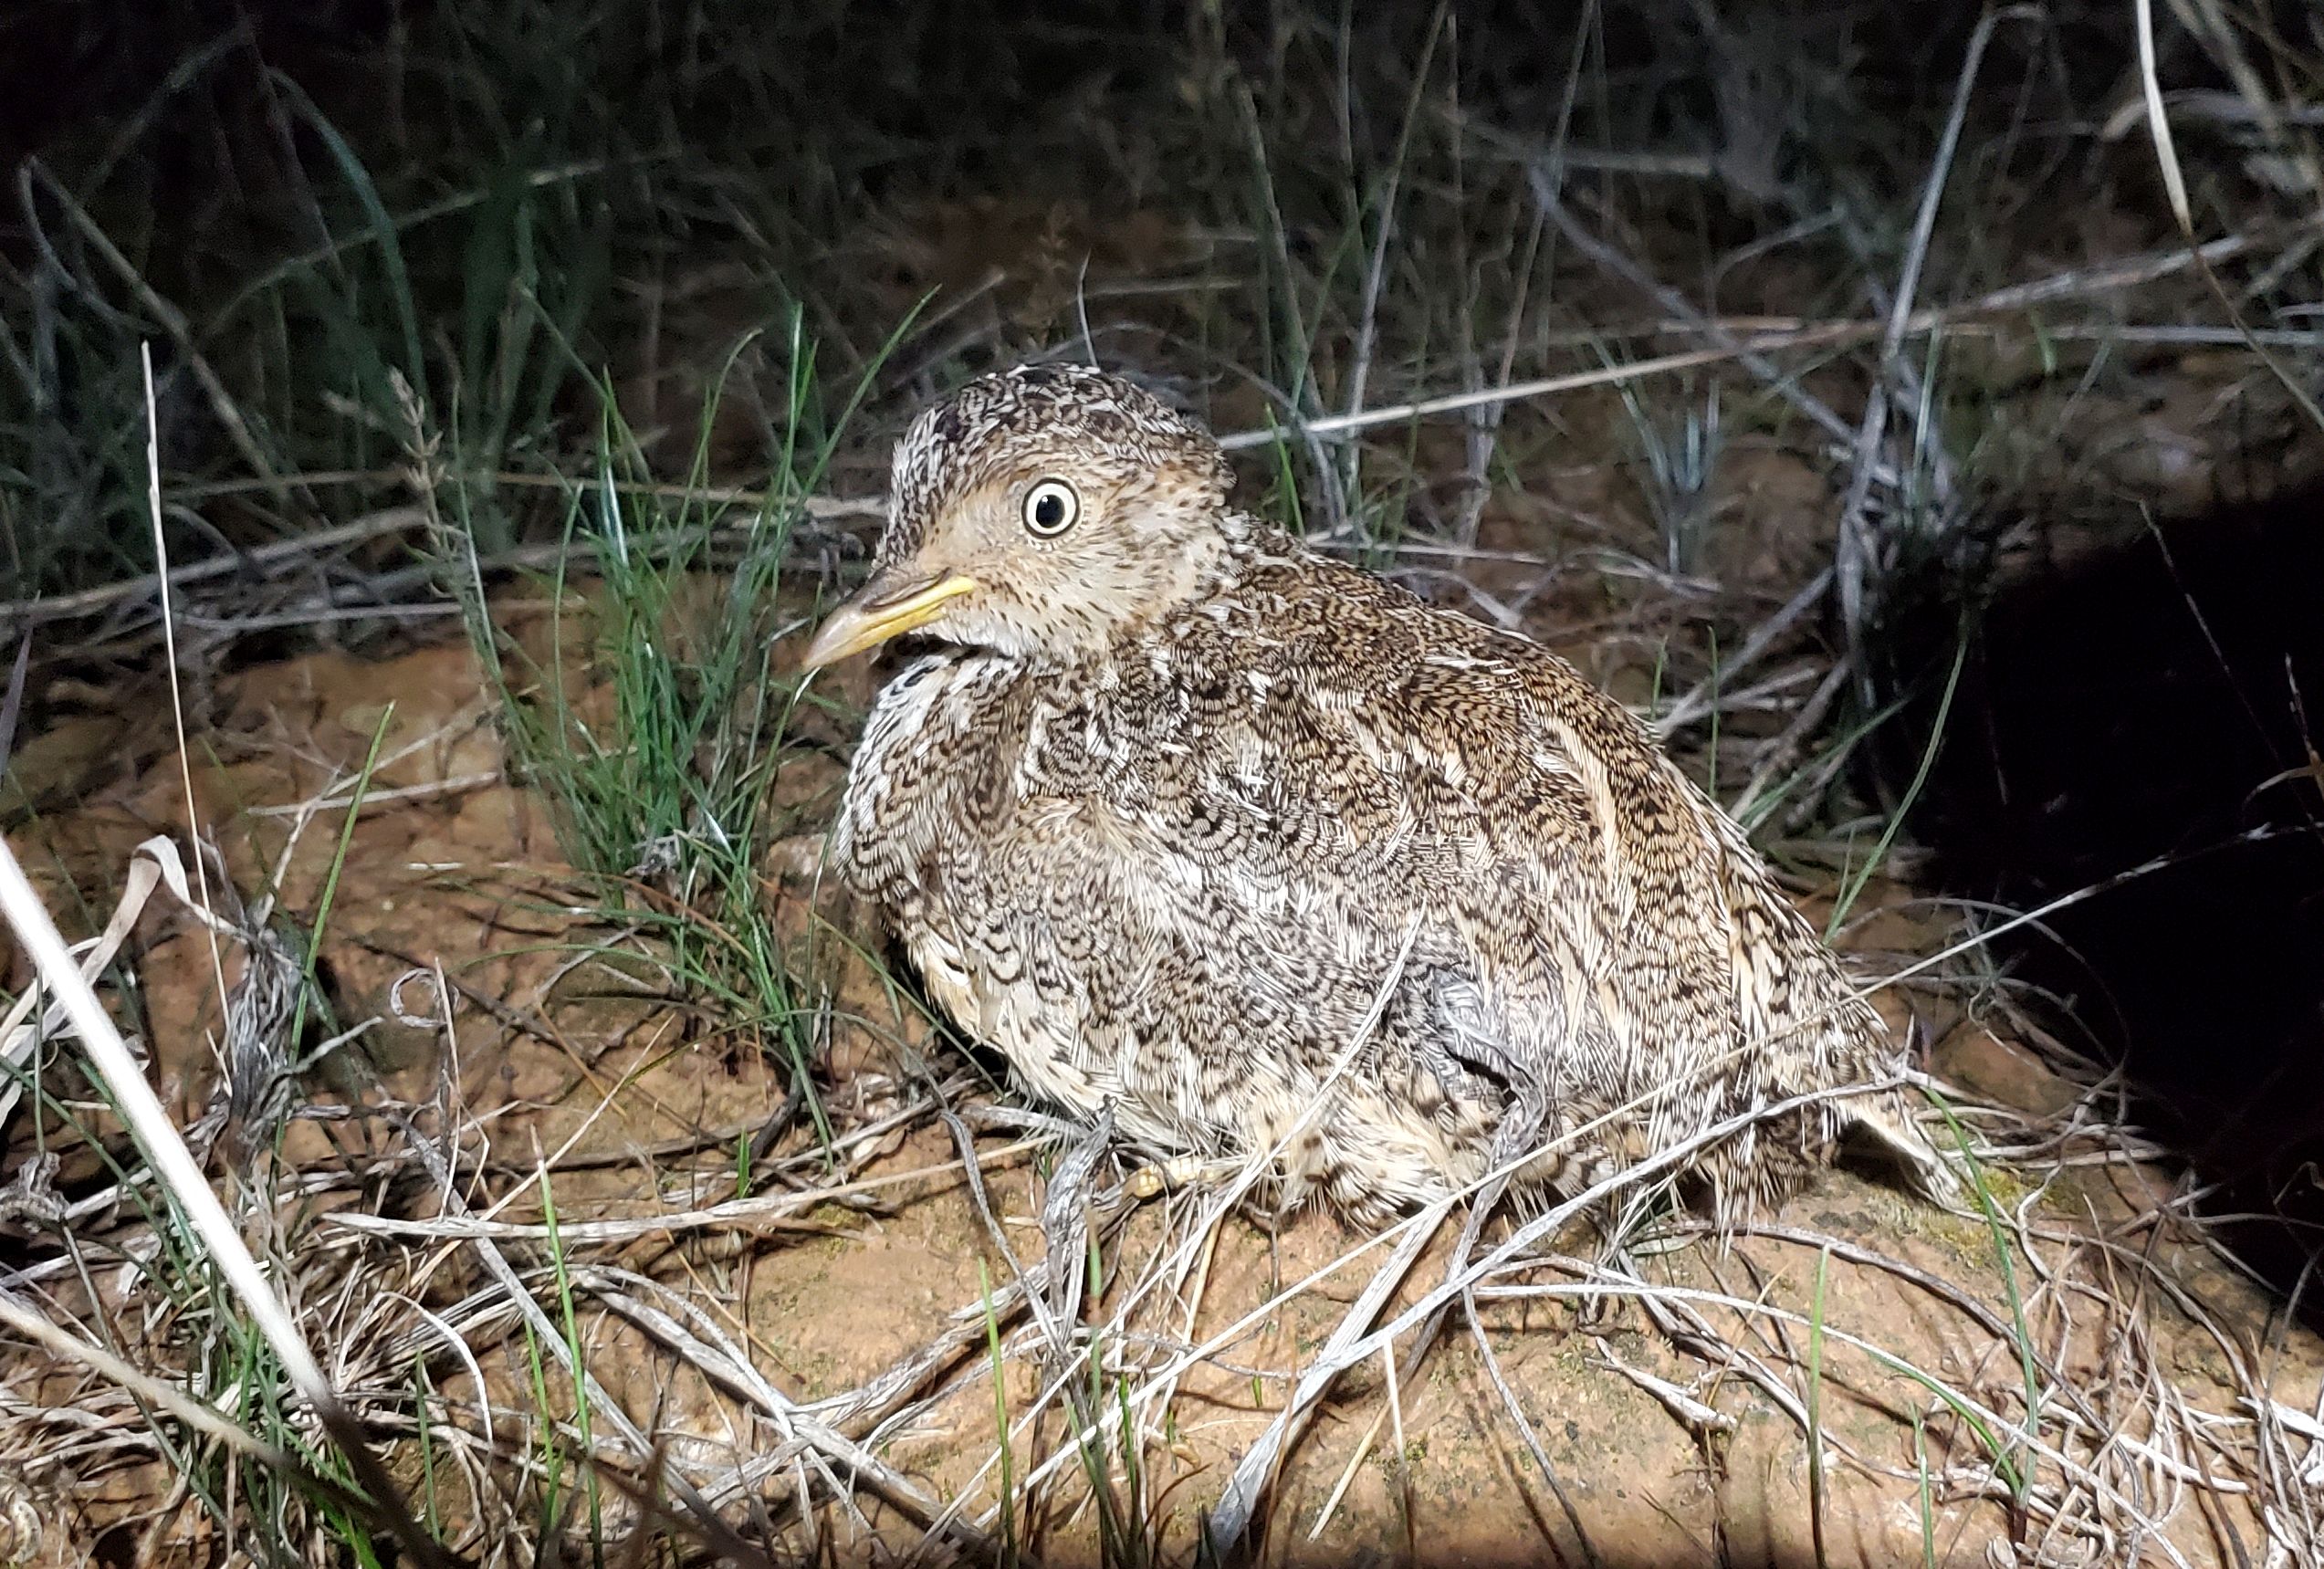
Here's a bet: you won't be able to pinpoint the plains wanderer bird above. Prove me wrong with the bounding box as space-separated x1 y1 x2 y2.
802 362 1952 1230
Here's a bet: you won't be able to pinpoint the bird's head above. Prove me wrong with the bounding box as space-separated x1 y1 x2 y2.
801 363 1238 670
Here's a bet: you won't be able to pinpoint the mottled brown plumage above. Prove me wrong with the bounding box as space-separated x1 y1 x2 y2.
805 362 1951 1228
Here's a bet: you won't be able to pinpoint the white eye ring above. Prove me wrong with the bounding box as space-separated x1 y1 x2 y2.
1021 477 1081 538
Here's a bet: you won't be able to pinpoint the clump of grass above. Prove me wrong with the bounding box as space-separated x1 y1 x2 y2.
0 808 438 1563
407 309 907 1131
1615 373 1724 576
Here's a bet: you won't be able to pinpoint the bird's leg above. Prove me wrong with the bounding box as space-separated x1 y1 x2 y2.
1409 972 1508 1104
1039 1104 1116 1348
1402 1049 1551 1381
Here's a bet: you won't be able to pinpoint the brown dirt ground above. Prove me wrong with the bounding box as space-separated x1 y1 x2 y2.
2 554 2318 1568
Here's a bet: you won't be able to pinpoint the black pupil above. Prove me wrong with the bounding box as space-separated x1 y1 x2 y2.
1033 491 1067 530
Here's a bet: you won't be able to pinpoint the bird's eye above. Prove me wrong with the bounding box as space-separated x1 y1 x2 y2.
1021 478 1081 539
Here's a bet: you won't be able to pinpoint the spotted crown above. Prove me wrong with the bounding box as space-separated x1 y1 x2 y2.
880 363 1235 566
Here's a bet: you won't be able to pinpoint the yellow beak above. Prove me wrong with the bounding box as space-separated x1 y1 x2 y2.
800 570 979 671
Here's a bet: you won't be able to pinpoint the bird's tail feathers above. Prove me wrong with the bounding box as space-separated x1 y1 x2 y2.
1846 1093 1964 1206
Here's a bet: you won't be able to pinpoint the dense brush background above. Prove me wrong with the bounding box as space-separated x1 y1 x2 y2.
12 0 2307 591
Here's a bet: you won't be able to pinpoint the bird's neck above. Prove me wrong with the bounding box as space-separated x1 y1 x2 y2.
1202 513 1309 588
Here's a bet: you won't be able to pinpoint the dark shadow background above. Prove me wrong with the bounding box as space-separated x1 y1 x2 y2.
1872 473 2324 1317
